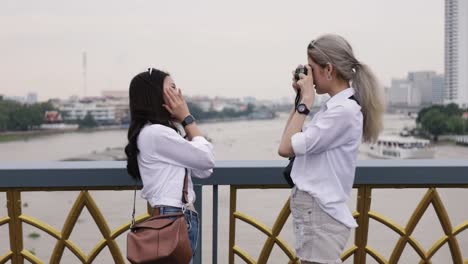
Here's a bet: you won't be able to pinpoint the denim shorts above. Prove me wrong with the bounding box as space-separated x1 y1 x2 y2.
157 206 199 261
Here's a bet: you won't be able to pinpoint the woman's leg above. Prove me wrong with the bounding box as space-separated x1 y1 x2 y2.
185 210 199 264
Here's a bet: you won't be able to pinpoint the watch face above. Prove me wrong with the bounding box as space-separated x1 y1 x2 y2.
186 115 194 123
298 105 305 112
183 115 195 126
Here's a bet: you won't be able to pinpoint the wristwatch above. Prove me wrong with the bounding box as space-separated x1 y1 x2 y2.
181 115 196 127
296 103 310 115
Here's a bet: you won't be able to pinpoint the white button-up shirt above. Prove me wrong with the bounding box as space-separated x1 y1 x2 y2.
291 88 362 228
137 124 215 208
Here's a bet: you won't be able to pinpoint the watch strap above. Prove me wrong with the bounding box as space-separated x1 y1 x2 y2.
296 103 310 115
181 115 195 127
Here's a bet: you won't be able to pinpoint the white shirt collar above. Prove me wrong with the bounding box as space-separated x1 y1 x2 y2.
324 87 355 110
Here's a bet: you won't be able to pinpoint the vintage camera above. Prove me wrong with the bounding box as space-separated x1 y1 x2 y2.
294 65 308 81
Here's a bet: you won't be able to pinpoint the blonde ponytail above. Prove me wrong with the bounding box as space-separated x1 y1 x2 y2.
352 63 385 142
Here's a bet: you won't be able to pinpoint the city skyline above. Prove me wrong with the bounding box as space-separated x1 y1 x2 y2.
1 0 444 101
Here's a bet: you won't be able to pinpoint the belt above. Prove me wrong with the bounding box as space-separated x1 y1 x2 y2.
152 207 161 216
152 206 198 217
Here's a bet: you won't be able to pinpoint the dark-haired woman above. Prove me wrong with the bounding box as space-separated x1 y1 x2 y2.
125 68 215 263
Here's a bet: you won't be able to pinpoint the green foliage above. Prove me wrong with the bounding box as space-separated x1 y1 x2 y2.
420 109 447 139
0 99 55 131
446 116 464 134
417 104 468 139
78 113 97 129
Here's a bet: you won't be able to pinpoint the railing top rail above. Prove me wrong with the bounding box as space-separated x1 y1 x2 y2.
1 160 468 190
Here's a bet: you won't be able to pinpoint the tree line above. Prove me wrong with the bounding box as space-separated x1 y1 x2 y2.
416 103 468 140
187 102 257 120
0 98 55 131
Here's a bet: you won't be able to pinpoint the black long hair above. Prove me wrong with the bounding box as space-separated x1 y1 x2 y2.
125 68 178 179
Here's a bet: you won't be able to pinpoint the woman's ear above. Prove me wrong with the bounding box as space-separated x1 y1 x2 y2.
326 63 334 80
326 63 334 75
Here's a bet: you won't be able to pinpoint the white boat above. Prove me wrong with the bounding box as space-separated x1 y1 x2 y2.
363 136 435 159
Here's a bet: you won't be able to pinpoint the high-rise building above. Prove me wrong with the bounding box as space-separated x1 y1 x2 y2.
408 71 436 106
432 74 445 105
445 0 468 108
387 79 414 106
389 72 445 107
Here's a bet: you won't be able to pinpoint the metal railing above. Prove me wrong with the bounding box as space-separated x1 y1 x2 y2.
1 160 467 264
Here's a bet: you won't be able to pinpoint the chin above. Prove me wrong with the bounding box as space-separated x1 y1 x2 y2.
315 89 326 95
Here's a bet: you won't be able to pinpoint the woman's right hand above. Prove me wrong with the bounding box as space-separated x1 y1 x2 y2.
163 86 191 123
291 68 300 94
296 64 315 108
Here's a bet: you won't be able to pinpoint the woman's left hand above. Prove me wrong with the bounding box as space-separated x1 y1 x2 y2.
163 86 191 123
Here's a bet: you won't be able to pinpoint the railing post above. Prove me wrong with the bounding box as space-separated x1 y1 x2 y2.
194 184 203 264
212 185 218 264
7 190 24 264
228 186 237 264
354 186 372 264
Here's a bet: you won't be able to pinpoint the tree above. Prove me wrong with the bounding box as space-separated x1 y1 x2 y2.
417 105 442 123
0 100 56 131
79 113 97 128
446 116 464 134
420 109 447 141
443 103 462 116
246 103 255 114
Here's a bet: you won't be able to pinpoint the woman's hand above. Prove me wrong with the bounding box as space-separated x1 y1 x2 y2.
291 68 300 94
163 86 191 123
296 64 315 108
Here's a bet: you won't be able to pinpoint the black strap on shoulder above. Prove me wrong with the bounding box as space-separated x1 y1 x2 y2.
348 95 360 106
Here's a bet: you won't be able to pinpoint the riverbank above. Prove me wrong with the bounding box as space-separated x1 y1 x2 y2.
0 130 68 143
0 115 279 143
0 125 125 143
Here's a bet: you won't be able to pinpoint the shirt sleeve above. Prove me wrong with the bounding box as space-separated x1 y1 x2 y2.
190 168 214 179
150 126 215 171
291 106 359 155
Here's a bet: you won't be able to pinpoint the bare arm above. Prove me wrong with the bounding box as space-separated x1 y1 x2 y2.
281 106 296 135
184 122 203 141
278 65 315 157
278 96 314 157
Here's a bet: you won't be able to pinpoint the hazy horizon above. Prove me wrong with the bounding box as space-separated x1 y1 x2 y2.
1 0 444 101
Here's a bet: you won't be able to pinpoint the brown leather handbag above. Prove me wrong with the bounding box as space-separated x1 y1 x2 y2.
127 171 192 264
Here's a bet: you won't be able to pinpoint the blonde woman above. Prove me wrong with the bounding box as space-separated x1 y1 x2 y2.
278 34 384 264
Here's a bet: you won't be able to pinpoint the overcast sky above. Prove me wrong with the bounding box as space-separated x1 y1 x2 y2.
0 0 444 101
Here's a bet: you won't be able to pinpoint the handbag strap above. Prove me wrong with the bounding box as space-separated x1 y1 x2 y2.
130 169 189 228
181 168 189 204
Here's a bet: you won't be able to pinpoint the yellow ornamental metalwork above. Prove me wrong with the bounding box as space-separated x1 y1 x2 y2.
229 186 300 264
228 186 468 264
1 185 467 263
388 188 463 264
50 190 125 263
2 190 151 264
0 251 13 264
7 191 24 264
